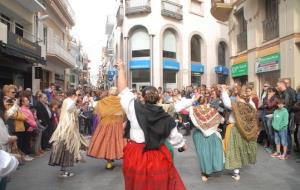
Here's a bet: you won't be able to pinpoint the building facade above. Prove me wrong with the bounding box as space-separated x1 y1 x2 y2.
211 0 300 91
106 0 229 90
0 0 45 89
0 0 88 93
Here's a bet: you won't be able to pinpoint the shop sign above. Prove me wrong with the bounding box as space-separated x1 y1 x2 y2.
8 32 41 58
256 53 280 73
231 62 248 78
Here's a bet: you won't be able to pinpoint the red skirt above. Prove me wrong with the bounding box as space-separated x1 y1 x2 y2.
123 142 186 190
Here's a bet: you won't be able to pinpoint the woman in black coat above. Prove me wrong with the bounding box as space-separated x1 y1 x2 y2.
36 93 52 150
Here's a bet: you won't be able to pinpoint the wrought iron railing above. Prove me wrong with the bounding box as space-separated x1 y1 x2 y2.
161 0 183 20
125 0 151 16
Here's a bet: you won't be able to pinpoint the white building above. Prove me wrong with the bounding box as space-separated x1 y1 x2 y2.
107 0 229 90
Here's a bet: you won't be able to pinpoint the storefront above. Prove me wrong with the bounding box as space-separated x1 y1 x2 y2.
0 31 45 88
215 66 229 84
129 59 151 90
163 59 179 89
231 62 248 86
256 52 280 88
191 63 204 87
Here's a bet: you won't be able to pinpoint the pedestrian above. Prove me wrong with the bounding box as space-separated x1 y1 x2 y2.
48 89 88 177
277 80 296 153
292 85 300 152
117 60 187 190
36 93 52 151
175 95 224 182
260 87 278 152
271 98 289 160
222 85 259 181
88 87 126 170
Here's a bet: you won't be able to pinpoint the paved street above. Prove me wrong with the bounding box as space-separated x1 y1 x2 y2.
7 135 300 190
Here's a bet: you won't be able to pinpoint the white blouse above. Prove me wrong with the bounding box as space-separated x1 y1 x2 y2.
119 88 185 148
174 98 224 138
221 90 256 124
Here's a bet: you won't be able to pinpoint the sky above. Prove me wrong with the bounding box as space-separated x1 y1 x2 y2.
69 0 115 85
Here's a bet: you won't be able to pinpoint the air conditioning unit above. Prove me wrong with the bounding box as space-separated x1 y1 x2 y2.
0 22 8 44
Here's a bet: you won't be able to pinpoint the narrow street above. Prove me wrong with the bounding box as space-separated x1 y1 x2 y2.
7 136 300 190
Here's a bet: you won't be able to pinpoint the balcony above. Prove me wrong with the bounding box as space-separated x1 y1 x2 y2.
116 5 124 26
161 0 183 21
263 16 279 42
125 0 151 16
47 36 76 68
15 0 46 12
237 31 247 52
210 0 233 22
105 16 114 35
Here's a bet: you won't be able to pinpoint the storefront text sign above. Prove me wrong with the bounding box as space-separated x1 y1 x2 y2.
231 62 248 78
256 53 280 73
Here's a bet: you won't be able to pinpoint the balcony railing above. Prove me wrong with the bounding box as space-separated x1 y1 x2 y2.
263 16 279 42
161 0 183 21
210 0 232 22
125 0 151 16
116 5 124 26
47 36 76 67
237 31 247 52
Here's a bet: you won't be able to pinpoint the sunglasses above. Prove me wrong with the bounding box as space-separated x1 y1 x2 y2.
10 91 16 94
77 94 81 96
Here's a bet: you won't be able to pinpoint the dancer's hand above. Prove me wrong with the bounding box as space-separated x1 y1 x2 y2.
178 144 187 152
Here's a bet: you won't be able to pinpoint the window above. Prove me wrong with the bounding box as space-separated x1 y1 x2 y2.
163 30 177 59
191 73 201 86
191 35 201 62
236 9 247 34
163 70 176 83
218 42 226 66
236 9 247 52
132 69 150 83
190 0 204 16
266 0 278 19
0 14 10 31
70 75 76 83
43 27 47 45
15 23 24 37
131 29 150 58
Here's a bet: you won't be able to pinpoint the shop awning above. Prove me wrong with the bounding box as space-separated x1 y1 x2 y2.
129 59 150 69
191 63 204 73
215 66 229 75
163 59 180 70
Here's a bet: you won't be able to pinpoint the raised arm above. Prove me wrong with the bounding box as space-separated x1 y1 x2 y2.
117 60 127 93
221 86 232 110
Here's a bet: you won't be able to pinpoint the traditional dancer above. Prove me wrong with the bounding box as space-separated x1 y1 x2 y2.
88 87 126 170
117 60 187 190
175 96 224 182
221 85 259 181
48 89 88 177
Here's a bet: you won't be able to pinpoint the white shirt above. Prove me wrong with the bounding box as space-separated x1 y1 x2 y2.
221 90 256 124
0 118 10 151
0 150 19 177
119 88 185 148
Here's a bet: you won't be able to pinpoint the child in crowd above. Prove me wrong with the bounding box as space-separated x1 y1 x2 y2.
271 98 289 160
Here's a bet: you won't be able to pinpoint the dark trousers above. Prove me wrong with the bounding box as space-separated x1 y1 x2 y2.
42 127 53 150
0 177 7 190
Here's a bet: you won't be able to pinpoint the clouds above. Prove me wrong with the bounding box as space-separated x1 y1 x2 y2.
69 0 114 85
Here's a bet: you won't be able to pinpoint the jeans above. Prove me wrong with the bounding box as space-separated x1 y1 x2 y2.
264 115 275 147
274 129 288 147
